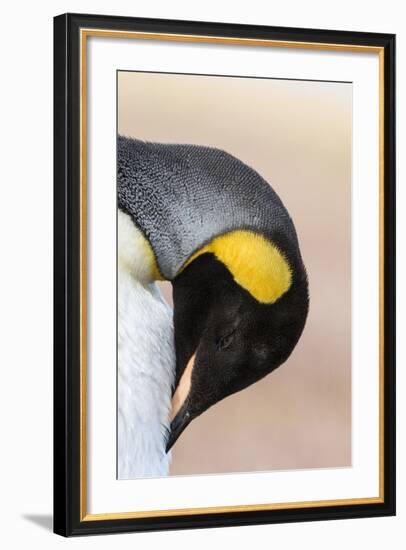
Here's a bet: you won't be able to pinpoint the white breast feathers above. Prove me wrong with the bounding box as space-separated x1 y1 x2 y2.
117 211 175 479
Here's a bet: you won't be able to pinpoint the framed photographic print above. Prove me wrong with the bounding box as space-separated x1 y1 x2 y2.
53 13 396 536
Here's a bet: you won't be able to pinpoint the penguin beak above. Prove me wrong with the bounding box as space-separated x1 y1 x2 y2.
166 353 195 452
166 402 192 453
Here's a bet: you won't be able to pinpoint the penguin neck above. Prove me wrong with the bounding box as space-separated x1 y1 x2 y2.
117 210 174 479
118 136 301 283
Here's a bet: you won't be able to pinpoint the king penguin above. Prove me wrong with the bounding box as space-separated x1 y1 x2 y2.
117 135 309 478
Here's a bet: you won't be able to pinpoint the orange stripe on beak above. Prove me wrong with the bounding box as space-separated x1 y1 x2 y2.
171 354 195 420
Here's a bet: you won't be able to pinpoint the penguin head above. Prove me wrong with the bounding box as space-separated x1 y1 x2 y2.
166 240 309 452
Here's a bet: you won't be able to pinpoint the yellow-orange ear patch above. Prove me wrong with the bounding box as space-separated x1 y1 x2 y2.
182 230 292 304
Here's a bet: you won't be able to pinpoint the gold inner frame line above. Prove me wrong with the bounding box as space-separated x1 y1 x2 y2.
79 27 385 522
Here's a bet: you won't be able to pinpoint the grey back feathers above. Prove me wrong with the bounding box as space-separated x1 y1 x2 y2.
118 136 302 281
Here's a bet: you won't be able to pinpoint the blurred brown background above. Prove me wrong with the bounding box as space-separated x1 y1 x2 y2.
118 71 352 475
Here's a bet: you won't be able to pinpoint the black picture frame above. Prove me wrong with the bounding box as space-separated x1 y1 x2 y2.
54 12 396 537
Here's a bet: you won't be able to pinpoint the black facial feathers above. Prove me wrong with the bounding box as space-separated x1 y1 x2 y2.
171 253 309 427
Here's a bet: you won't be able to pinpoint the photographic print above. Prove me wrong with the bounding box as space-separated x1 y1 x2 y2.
117 71 351 480
54 14 395 536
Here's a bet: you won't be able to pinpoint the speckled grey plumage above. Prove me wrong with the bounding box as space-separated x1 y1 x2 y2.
118 135 302 281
